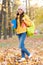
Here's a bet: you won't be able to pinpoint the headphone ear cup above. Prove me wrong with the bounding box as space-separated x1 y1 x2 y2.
17 13 19 16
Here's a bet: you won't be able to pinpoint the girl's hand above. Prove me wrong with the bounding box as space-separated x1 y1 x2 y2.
22 18 25 21
11 23 14 27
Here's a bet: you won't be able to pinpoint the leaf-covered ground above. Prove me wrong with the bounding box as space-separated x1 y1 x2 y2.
0 35 43 65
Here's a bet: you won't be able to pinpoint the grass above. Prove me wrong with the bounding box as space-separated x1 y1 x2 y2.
0 34 43 48
30 34 43 38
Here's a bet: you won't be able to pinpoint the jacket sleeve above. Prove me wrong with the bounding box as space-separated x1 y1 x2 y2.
23 15 32 27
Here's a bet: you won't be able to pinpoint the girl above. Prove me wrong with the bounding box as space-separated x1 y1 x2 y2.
15 6 32 62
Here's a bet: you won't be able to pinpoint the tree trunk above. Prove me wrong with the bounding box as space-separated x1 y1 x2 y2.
2 0 7 39
8 0 12 37
0 11 2 39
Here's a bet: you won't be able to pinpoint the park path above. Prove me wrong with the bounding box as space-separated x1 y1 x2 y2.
0 36 43 65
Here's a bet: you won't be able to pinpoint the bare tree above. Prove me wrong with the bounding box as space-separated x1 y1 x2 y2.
0 10 2 39
8 0 12 37
2 0 7 39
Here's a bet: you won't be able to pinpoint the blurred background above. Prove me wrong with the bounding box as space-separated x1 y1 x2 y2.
0 1 43 63
0 0 43 39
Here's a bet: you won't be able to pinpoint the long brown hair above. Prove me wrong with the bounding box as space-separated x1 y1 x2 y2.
16 12 24 26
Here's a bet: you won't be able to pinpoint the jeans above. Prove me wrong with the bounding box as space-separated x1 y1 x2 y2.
17 32 30 58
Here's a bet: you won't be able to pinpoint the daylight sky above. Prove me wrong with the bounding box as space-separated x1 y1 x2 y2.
30 0 43 6
0 0 43 7
20 0 43 7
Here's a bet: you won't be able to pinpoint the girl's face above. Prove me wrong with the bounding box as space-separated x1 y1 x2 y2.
18 9 23 15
